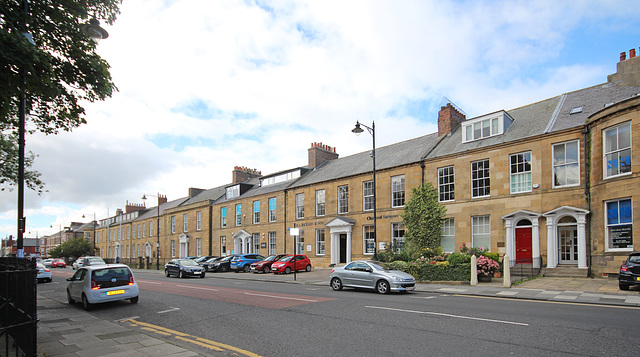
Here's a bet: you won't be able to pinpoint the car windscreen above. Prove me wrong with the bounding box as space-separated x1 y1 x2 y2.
87 257 105 264
92 267 132 288
264 255 277 261
279 256 293 262
178 259 199 266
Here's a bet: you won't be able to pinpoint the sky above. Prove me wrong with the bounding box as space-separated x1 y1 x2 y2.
2 0 640 239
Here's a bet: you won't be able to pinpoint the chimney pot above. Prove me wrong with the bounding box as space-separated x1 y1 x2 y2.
630 49 636 58
621 52 627 61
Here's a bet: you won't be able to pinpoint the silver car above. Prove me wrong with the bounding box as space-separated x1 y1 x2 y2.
329 260 416 294
66 264 139 310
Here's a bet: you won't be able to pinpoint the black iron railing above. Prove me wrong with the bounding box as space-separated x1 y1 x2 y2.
510 257 543 282
0 258 37 357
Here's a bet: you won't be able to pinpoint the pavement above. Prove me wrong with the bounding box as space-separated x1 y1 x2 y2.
37 268 640 356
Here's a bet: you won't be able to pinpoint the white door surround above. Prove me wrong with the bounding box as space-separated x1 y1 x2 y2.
542 206 589 269
502 210 541 268
326 217 355 266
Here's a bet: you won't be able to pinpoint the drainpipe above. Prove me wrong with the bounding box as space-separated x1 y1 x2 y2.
583 126 592 278
283 190 288 253
420 161 425 186
208 201 213 256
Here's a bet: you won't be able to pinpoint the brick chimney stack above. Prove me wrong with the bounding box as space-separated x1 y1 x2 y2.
608 48 640 86
438 103 466 137
157 194 168 206
232 166 262 184
308 142 339 168
125 202 146 214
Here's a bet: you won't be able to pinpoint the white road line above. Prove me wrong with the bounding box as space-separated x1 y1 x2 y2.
137 280 162 284
410 296 437 299
117 316 140 322
366 306 529 326
158 307 180 314
244 292 319 302
176 285 219 291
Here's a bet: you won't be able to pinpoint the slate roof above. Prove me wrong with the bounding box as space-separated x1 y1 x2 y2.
290 133 440 188
137 197 190 220
181 185 227 206
427 82 640 159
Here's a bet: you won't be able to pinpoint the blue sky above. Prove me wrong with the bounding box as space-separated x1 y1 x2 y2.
2 0 640 240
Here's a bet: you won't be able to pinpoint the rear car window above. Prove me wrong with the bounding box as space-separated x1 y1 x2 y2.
92 267 132 288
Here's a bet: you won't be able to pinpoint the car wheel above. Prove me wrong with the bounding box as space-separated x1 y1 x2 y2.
376 280 390 294
67 290 75 304
81 294 91 311
619 282 630 290
331 277 343 291
200 273 205 278
285 267 291 274
179 270 185 278
220 266 227 272
243 264 251 273
233 269 239 273
263 266 271 274
130 296 139 304
305 265 311 272
165 269 170 277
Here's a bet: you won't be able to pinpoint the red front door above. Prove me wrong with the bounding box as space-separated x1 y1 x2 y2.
515 227 533 263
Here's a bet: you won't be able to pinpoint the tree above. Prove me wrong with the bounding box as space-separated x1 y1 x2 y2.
0 0 122 192
49 237 91 258
401 182 447 251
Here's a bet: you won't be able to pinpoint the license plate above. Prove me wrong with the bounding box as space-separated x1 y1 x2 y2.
107 290 125 296
406 286 415 291
637 277 640 281
194 271 201 274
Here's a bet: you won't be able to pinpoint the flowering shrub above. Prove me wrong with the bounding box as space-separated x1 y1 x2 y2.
476 255 500 277
459 242 486 257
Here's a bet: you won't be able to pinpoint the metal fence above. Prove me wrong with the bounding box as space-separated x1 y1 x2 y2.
103 257 170 270
0 258 37 357
510 257 543 282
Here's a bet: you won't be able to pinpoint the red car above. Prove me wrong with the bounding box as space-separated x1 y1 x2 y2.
250 254 288 273
270 255 312 274
51 259 66 268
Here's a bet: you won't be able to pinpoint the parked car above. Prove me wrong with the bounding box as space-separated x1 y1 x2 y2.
164 259 206 278
200 256 221 271
329 260 416 294
270 255 312 274
73 256 106 270
208 255 236 272
250 254 289 273
195 255 218 265
51 258 66 268
36 263 52 283
619 252 640 290
42 258 54 268
66 264 139 310
230 254 266 273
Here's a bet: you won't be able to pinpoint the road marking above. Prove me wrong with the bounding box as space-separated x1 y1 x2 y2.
158 307 180 314
366 306 529 326
454 294 640 310
117 316 140 322
124 319 261 356
244 292 319 302
137 280 162 284
176 284 219 291
410 296 437 299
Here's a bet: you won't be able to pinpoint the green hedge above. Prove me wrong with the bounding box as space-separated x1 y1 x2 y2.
406 263 471 282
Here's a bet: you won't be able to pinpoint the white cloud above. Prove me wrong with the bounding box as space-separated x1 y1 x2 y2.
2 0 639 238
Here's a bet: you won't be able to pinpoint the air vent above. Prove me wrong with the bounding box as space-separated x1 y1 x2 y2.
569 106 583 115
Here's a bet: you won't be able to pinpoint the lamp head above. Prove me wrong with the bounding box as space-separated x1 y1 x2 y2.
352 122 364 136
81 18 109 43
141 194 147 201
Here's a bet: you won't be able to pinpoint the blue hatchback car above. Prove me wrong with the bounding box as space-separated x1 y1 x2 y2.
230 254 265 273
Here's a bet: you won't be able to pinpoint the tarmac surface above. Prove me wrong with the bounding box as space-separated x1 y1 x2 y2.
37 268 640 356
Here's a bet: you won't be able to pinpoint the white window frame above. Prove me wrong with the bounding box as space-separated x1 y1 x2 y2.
603 122 632 179
253 233 260 254
552 140 580 188
510 151 532 194
438 166 455 202
221 207 227 228
196 238 202 256
268 232 277 255
183 214 188 232
171 216 176 233
391 222 405 252
220 236 226 256
316 229 325 255
316 190 325 216
338 185 349 214
253 201 260 224
171 240 176 257
605 198 633 252
363 225 375 255
196 211 202 231
471 159 490 198
363 181 374 211
235 204 242 226
441 218 455 253
149 221 153 237
296 193 305 219
269 198 277 222
142 223 145 237
391 175 405 208
471 215 491 251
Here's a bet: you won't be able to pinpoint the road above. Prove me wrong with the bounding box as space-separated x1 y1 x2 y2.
41 268 640 357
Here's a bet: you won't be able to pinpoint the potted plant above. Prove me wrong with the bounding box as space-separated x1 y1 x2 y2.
476 255 500 282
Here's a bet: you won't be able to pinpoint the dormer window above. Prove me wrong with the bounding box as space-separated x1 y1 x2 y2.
226 185 239 199
462 111 512 143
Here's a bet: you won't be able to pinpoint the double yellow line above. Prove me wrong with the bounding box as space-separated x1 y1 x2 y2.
124 319 261 357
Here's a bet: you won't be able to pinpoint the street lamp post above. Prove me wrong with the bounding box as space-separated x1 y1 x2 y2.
352 121 377 260
15 2 109 258
141 194 161 270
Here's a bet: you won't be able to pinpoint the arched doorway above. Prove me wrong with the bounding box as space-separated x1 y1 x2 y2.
515 219 533 264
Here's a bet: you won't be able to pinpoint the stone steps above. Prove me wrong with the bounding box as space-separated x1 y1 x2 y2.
542 266 588 278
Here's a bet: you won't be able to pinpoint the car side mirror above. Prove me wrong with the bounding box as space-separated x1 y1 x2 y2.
364 268 373 273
